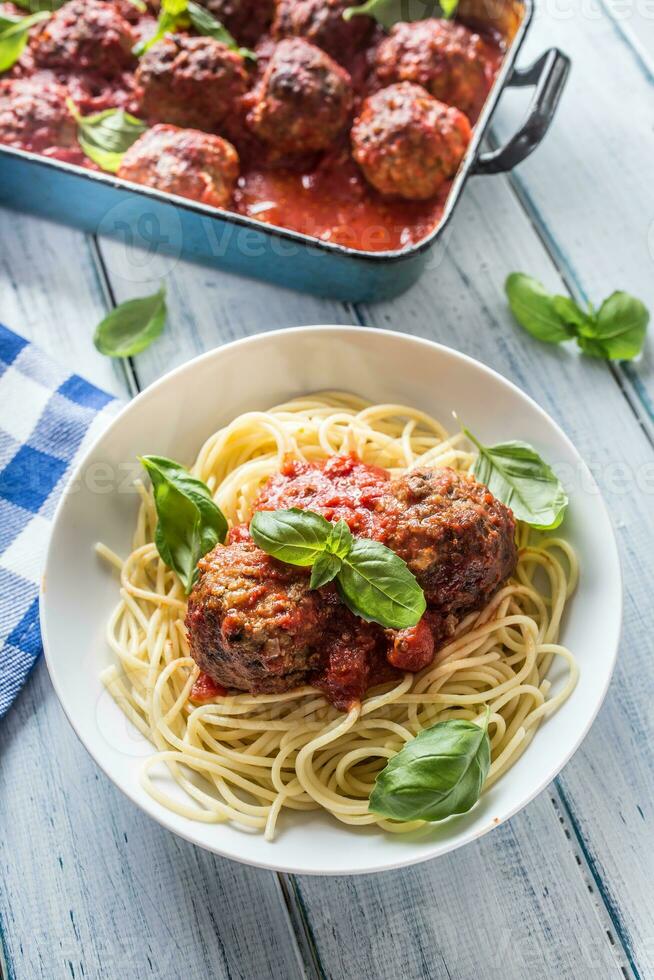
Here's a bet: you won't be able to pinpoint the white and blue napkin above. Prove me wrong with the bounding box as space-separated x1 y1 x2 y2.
0 324 118 718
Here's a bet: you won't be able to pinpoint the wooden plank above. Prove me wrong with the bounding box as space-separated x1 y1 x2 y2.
0 217 308 980
97 200 635 975
602 0 654 69
490 2 654 423
325 175 653 978
0 215 126 396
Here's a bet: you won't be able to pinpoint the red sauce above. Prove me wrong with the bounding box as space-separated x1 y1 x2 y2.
2 10 504 252
235 148 452 251
255 452 391 537
190 672 227 703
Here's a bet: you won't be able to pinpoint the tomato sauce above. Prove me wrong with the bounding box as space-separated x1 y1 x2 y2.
254 453 391 537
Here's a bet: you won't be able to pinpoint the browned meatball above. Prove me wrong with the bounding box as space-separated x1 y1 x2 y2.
117 124 239 208
246 38 352 154
31 0 136 76
196 0 275 47
374 18 489 118
0 78 76 152
136 34 249 132
272 0 373 63
351 82 471 199
186 539 327 693
376 466 517 615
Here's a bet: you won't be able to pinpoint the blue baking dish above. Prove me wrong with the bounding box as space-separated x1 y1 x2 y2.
0 0 568 302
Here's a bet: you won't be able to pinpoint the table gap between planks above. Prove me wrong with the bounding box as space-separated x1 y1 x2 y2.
0 2 652 979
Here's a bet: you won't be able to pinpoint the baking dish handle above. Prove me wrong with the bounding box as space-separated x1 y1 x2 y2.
473 48 571 175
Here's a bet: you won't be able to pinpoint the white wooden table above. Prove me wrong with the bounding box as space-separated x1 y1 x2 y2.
1 5 653 978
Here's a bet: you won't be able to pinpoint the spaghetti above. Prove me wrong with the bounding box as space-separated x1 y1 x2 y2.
99 393 578 840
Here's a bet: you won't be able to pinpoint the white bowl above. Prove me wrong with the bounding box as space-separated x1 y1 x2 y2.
42 326 622 875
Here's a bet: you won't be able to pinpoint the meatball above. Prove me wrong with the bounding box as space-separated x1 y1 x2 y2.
186 538 385 707
117 124 239 208
31 0 136 76
272 0 373 63
376 466 517 616
0 78 76 152
186 539 327 693
136 34 249 132
351 82 471 199
374 18 489 118
246 38 352 154
196 0 275 47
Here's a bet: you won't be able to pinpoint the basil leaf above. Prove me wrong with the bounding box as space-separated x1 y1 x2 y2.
0 10 50 73
187 0 256 59
577 291 649 360
369 711 490 822
550 294 592 332
250 508 332 566
344 0 457 28
505 273 576 345
310 552 341 590
338 537 426 630
465 428 568 530
94 286 167 358
69 103 147 173
140 456 228 593
326 518 354 559
135 0 255 59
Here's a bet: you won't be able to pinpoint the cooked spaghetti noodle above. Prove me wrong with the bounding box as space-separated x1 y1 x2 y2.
99 393 578 839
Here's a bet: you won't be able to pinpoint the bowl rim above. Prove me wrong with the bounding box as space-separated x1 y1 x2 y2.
40 324 623 875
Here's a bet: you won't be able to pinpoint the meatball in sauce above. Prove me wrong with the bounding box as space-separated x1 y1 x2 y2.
271 0 374 65
374 18 493 119
31 0 136 76
0 78 77 153
351 82 471 200
186 455 517 711
118 124 240 207
136 35 250 133
245 38 353 155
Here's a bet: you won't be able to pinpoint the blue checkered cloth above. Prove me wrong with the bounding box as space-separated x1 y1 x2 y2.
0 324 119 719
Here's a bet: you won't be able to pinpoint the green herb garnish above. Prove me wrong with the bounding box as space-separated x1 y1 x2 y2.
140 456 228 593
0 10 50 73
68 101 147 173
135 0 255 60
464 428 568 531
250 508 426 630
94 286 167 358
344 0 458 29
369 709 491 822
506 273 649 361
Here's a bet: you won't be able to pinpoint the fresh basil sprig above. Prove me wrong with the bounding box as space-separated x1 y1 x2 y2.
250 508 426 630
94 286 167 358
344 0 458 29
506 273 649 361
68 101 147 173
140 456 228 593
465 428 568 531
135 0 256 60
0 10 50 73
369 709 491 822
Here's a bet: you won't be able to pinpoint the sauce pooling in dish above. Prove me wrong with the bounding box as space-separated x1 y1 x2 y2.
0 0 503 251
